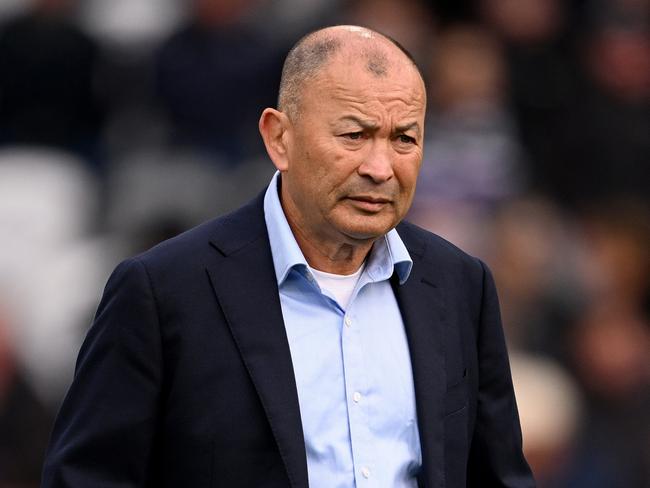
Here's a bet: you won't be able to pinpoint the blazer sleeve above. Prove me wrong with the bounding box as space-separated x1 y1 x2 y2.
42 257 163 487
467 260 536 487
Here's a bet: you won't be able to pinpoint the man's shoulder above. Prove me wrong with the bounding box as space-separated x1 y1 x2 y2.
133 192 267 271
397 220 479 268
396 220 488 300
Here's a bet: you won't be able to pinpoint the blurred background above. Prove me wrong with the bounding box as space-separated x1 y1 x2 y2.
0 0 647 486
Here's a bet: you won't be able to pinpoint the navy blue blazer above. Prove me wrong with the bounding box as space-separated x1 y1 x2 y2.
42 192 534 487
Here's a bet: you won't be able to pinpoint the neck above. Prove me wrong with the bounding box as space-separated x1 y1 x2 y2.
292 228 372 275
282 207 374 275
278 180 376 274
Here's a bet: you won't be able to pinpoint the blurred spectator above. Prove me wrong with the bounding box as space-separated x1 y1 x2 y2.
487 198 579 356
0 0 105 166
480 0 566 44
572 199 650 395
511 352 624 488
550 6 650 205
155 0 284 165
568 309 650 487
409 24 527 255
567 199 650 487
573 306 649 401
480 0 649 206
577 199 650 308
479 0 579 201
585 20 649 103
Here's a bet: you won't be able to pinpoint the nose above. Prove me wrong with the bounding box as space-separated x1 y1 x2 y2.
357 140 394 183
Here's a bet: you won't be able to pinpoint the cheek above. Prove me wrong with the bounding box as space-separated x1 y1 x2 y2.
396 157 422 194
314 147 357 190
296 150 344 212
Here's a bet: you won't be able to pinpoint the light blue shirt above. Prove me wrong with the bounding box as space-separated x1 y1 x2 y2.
263 172 422 488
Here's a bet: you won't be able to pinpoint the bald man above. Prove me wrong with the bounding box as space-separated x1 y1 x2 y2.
42 26 534 488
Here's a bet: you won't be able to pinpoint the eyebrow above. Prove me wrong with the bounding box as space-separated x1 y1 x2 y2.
337 116 421 137
338 115 378 130
395 122 421 138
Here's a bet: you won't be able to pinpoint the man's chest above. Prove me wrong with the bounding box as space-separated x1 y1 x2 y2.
279 272 422 487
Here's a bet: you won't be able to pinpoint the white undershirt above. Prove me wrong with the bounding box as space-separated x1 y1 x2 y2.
309 263 365 310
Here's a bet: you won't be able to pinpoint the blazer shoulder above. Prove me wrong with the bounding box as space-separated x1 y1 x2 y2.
397 220 483 271
131 191 267 272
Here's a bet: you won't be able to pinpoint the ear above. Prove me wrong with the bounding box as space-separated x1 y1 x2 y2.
259 108 292 172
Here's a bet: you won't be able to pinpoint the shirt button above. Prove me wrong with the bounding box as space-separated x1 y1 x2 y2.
344 317 352 327
353 391 362 403
361 467 371 478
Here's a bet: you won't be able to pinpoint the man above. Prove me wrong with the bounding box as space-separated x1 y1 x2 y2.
42 26 534 487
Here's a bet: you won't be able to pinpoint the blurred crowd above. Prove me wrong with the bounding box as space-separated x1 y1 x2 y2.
0 0 647 486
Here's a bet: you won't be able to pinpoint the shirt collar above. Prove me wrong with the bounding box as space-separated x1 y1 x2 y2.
263 171 413 286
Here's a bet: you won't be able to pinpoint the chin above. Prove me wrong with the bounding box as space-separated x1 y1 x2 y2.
330 209 400 241
339 221 396 241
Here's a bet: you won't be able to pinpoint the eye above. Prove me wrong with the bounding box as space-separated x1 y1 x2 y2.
397 134 416 144
343 132 364 140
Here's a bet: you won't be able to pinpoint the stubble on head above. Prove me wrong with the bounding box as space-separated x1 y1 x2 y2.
364 49 389 77
277 26 423 122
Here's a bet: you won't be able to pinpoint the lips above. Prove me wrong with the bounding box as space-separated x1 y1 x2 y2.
346 195 392 212
348 195 391 204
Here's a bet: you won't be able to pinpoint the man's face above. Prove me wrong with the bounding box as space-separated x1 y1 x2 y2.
280 50 426 247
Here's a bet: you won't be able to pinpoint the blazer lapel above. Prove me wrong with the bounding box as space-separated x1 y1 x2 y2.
393 226 447 488
205 197 308 488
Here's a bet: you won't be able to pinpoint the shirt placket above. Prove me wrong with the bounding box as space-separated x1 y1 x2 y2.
341 283 374 486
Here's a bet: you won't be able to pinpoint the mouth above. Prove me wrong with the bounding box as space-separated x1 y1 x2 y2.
345 195 392 212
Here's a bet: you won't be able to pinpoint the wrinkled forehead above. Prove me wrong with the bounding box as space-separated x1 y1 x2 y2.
316 45 426 106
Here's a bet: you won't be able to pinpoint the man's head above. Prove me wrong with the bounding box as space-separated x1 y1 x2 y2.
259 26 426 263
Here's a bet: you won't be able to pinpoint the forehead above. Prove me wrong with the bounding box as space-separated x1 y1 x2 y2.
308 50 426 116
